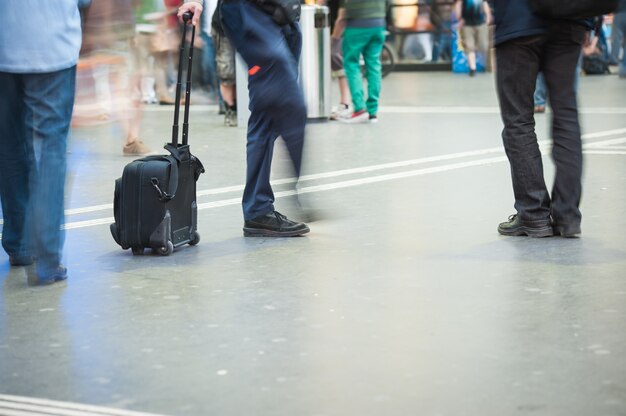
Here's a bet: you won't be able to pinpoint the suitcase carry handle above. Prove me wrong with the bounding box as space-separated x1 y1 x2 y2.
141 154 180 200
171 12 195 147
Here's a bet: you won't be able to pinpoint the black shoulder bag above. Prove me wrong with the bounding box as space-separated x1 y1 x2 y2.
250 0 301 25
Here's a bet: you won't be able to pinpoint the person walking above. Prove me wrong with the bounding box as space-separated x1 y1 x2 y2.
0 0 90 284
494 0 591 238
179 0 310 236
335 0 387 123
455 0 491 77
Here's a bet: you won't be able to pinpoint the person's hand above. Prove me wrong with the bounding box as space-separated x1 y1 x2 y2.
177 1 203 26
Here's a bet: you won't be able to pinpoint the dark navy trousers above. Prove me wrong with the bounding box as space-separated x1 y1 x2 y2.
220 0 307 220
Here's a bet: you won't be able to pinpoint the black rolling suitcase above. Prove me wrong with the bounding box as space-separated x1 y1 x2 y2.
110 13 205 256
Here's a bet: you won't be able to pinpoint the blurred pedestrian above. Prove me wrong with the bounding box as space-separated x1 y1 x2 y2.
210 3 238 126
455 0 491 76
0 0 90 284
494 0 592 238
200 0 221 105
327 0 352 121
336 0 387 123
179 0 310 236
614 0 626 77
429 0 453 63
80 0 153 156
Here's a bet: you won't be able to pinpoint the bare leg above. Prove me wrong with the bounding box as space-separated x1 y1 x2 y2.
339 75 351 105
220 83 236 106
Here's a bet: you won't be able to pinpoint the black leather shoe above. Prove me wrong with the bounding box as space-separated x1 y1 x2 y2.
9 255 34 266
498 214 553 238
553 223 581 238
244 211 310 237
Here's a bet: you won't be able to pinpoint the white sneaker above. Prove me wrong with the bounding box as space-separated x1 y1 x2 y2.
338 110 369 124
330 103 351 120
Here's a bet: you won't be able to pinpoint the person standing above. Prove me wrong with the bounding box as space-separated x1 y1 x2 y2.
613 0 626 78
178 0 310 236
0 0 89 284
494 0 591 238
335 0 387 123
210 2 238 127
455 0 491 76
200 0 221 105
329 0 353 121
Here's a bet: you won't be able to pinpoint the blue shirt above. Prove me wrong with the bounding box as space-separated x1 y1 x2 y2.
0 0 86 73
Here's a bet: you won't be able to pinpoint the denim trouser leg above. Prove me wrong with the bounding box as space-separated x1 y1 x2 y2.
0 72 31 259
220 0 306 220
496 35 550 221
610 12 625 64
534 72 547 107
542 24 585 226
496 23 584 223
615 12 626 76
0 68 75 275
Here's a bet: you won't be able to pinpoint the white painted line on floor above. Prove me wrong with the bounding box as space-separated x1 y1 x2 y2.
66 203 113 215
66 130 626 214
0 394 167 416
1 132 625 233
584 150 626 155
583 137 626 148
63 217 115 230
59 144 624 231
377 106 626 115
142 105 626 115
582 128 626 139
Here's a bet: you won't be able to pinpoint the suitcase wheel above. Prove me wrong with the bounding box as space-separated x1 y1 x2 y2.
131 247 144 256
156 241 174 256
189 232 200 246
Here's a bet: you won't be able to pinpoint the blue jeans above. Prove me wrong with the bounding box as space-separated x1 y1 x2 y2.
0 67 75 276
496 22 586 227
615 11 626 76
534 72 548 107
220 0 306 220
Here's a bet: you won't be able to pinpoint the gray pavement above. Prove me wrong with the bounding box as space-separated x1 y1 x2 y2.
1 72 625 416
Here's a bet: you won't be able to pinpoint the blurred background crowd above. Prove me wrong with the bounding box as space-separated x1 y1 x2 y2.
72 0 626 154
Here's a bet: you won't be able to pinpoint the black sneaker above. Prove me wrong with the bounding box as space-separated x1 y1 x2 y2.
497 214 553 238
243 211 310 237
553 223 581 238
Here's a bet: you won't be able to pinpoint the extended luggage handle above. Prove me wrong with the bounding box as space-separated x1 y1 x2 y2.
172 12 196 147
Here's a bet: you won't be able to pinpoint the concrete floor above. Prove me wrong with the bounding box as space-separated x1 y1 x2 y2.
1 72 626 416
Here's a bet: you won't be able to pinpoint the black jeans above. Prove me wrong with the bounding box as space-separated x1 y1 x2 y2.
496 22 586 226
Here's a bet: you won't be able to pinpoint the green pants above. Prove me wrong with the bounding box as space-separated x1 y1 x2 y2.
342 26 385 115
